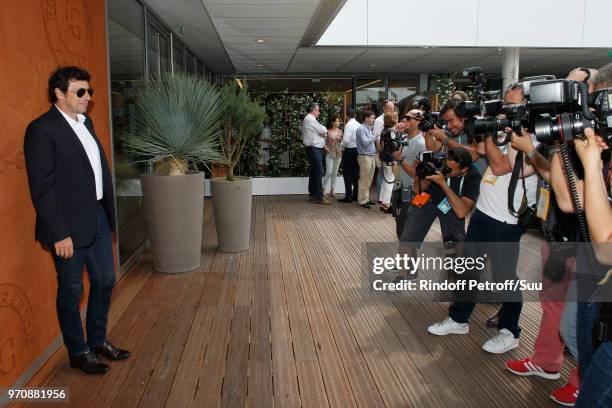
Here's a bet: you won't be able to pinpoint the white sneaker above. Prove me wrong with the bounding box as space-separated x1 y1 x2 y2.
482 329 519 354
427 317 469 336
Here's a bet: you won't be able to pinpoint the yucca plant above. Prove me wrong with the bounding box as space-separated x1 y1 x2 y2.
123 72 225 175
219 82 266 180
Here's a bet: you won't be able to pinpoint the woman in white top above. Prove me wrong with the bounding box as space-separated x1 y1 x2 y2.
323 115 343 198
378 112 399 211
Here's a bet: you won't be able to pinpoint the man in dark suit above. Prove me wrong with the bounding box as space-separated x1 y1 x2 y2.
24 66 130 374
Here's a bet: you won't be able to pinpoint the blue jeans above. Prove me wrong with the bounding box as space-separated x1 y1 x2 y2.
448 209 525 337
577 301 601 379
575 342 612 408
53 204 116 357
305 146 323 200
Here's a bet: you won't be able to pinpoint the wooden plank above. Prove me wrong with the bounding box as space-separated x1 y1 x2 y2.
264 198 300 408
165 251 228 408
247 197 273 408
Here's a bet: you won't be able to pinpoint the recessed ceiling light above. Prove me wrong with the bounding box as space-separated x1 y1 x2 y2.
255 39 267 43
369 64 376 67
256 64 264 67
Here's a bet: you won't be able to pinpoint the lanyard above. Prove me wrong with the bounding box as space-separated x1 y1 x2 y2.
448 175 465 196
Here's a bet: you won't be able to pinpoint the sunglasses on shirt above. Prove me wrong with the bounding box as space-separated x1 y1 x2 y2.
68 88 94 98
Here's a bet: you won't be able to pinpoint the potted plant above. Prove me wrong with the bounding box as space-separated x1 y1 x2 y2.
211 82 266 252
123 73 224 273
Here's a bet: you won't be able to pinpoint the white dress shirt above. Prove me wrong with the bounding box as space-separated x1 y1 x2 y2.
341 118 360 149
56 106 103 200
373 114 385 140
301 113 327 148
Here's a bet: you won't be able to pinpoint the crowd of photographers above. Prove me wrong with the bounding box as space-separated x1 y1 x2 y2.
302 62 612 407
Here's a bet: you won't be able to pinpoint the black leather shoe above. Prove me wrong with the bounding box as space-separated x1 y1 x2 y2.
338 197 352 203
486 314 500 328
69 351 110 374
91 341 131 361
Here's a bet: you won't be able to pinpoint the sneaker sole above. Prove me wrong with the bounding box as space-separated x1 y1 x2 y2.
549 395 575 406
427 327 469 336
506 366 560 380
483 342 519 354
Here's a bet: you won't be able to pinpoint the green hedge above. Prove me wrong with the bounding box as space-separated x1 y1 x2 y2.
238 91 344 177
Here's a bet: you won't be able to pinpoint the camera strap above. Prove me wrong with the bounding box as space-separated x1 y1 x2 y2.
508 152 529 217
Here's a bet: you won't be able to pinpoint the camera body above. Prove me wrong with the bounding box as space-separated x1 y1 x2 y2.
415 151 451 179
381 129 408 156
418 112 447 132
458 69 612 146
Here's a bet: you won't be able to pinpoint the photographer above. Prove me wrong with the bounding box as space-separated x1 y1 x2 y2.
393 110 428 237
378 111 399 211
502 81 584 406
547 62 612 406
427 85 541 355
573 127 612 408
425 99 485 172
386 147 481 287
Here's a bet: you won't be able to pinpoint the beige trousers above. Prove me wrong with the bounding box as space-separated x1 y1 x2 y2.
357 155 376 204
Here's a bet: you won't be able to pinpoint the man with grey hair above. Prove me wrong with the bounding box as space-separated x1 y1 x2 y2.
301 102 330 204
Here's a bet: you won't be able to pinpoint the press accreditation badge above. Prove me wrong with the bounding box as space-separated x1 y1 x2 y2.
437 198 452 215
482 167 497 185
536 186 551 220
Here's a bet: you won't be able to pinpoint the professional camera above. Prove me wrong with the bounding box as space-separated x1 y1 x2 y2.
418 112 447 132
529 80 612 146
415 151 451 179
381 129 408 156
463 66 502 104
464 102 529 145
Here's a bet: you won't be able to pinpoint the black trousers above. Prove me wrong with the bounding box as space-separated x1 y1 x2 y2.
341 147 359 200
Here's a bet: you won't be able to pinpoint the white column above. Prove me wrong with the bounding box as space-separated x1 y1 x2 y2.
502 47 520 91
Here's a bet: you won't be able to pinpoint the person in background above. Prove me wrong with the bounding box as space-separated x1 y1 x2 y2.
373 100 396 199
301 102 330 204
378 111 399 212
356 111 377 208
323 115 343 199
339 108 360 202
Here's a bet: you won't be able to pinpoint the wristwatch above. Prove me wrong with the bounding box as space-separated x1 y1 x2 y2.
526 149 537 160
397 158 404 164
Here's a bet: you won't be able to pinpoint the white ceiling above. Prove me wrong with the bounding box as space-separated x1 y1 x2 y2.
138 0 612 77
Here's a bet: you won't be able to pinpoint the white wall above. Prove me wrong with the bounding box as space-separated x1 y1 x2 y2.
318 0 612 48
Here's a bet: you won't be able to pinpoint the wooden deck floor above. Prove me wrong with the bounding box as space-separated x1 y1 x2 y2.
19 196 574 408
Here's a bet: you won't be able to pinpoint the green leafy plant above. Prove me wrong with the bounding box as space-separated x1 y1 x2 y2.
433 73 457 107
219 82 266 180
122 72 225 175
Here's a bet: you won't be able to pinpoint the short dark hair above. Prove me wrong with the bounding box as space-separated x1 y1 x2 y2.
440 99 462 118
595 63 612 88
363 110 375 119
48 66 91 103
307 102 320 113
326 114 339 129
346 107 355 118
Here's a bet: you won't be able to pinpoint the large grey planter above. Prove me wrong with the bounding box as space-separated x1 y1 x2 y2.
141 172 204 273
211 177 253 252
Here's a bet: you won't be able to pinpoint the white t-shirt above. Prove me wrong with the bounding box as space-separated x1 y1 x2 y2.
476 134 539 224
398 132 426 189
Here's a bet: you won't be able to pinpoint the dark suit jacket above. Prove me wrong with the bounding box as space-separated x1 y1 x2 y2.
24 107 116 248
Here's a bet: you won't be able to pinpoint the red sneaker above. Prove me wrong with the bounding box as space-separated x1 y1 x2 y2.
505 357 560 380
550 383 579 406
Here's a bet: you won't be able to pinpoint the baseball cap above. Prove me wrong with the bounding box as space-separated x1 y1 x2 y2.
448 147 472 168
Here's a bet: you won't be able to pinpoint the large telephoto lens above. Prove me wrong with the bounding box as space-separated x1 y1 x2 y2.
534 113 585 144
